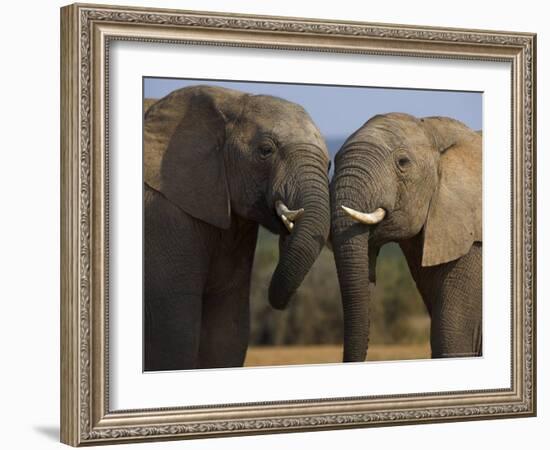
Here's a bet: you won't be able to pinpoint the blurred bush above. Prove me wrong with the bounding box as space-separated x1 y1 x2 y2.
250 228 430 346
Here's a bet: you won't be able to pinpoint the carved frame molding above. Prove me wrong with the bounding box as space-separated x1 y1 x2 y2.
60 3 536 446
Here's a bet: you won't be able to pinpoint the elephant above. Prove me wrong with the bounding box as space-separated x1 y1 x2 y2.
330 112 482 362
144 85 331 371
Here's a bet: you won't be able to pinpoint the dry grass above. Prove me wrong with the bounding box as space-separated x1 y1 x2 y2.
244 343 431 367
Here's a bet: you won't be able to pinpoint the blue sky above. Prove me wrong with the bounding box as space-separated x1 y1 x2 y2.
144 77 482 158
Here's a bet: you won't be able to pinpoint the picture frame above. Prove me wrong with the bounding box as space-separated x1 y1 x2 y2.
60 2 536 446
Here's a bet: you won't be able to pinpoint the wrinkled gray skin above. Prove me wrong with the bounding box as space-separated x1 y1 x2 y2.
331 113 482 362
144 86 330 371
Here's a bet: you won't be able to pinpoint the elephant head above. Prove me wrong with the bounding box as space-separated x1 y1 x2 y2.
144 85 330 310
330 113 482 362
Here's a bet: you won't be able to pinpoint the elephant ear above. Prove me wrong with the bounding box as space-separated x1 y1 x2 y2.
144 86 243 229
421 117 482 267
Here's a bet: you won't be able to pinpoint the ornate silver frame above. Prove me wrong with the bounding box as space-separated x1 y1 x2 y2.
60 3 536 446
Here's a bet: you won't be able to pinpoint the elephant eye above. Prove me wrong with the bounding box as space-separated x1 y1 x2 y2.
258 142 275 159
397 155 411 169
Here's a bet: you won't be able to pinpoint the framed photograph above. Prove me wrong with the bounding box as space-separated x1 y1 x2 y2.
60 3 536 446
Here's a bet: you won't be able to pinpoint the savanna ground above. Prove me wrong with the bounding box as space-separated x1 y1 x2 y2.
144 97 431 367
244 343 431 367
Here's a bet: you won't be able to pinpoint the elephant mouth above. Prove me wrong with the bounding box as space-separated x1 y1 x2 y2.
275 200 304 233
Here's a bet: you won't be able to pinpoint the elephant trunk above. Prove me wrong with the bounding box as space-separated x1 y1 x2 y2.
331 204 371 362
268 158 330 310
330 147 384 362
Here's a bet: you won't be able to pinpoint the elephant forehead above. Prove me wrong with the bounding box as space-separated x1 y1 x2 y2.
241 96 327 149
348 114 431 152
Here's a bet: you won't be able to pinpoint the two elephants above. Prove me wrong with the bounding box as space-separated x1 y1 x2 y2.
144 85 482 371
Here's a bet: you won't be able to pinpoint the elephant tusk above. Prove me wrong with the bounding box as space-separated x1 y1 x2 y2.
341 205 386 225
276 201 305 232
280 214 294 232
276 201 304 221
